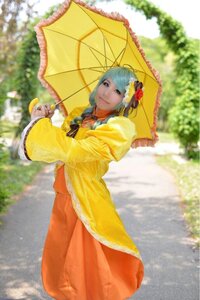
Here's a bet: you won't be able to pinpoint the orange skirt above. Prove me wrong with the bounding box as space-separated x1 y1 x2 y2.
41 166 144 300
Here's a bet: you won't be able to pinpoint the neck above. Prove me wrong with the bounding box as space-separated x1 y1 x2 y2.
94 106 113 114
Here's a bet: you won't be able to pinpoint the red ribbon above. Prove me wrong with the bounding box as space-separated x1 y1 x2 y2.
135 89 143 101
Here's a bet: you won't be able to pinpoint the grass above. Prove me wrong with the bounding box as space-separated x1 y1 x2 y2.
0 157 44 214
156 154 200 247
0 118 45 215
4 159 44 196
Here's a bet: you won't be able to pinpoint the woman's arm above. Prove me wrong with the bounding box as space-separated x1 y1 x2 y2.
19 116 136 164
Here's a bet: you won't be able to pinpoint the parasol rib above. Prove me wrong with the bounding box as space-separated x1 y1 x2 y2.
44 65 154 81
53 76 100 107
44 27 118 66
76 3 156 82
43 29 157 82
77 4 119 64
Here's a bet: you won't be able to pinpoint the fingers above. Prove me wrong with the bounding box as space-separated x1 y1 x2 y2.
37 104 54 116
44 104 55 118
31 104 55 120
31 106 44 120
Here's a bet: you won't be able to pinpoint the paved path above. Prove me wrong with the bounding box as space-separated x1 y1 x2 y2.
0 148 199 300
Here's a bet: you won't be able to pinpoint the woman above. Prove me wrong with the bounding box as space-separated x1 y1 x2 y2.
19 67 144 300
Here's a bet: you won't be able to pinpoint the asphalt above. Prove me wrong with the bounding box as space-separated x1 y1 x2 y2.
0 147 199 300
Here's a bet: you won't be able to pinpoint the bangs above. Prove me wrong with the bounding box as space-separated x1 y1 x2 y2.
99 67 136 93
89 66 137 106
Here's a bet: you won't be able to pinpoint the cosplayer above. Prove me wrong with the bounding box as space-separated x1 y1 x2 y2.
19 66 144 300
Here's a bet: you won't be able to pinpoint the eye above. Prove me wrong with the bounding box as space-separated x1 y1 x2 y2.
102 80 109 87
115 89 121 95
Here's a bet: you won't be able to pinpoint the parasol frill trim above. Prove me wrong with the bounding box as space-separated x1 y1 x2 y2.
34 0 162 147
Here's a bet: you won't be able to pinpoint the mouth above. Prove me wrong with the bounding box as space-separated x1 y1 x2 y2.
99 97 109 104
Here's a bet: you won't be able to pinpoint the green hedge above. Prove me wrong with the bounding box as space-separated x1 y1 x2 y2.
125 0 199 157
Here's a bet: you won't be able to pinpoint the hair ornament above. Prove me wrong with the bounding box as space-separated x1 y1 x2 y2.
123 80 144 117
122 77 135 107
135 87 143 101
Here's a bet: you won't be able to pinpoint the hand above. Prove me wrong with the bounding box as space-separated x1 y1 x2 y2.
31 104 55 120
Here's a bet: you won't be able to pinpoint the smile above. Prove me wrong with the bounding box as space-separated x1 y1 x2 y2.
99 97 109 104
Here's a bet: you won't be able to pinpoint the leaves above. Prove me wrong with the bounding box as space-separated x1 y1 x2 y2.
0 0 37 118
125 0 199 157
15 7 59 136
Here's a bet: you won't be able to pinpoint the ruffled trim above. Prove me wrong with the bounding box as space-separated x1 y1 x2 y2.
18 117 44 160
122 11 162 147
35 0 162 147
64 165 142 261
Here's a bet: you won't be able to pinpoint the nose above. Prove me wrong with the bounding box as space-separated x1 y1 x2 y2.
103 87 111 97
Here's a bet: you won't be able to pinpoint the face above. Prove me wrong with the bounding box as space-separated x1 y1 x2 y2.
95 77 124 111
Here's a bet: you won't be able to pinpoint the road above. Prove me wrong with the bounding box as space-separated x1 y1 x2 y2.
0 148 199 300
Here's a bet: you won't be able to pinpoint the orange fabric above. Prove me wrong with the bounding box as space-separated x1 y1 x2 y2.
81 107 115 128
42 166 144 300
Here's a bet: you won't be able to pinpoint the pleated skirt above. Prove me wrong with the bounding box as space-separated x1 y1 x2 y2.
41 166 144 300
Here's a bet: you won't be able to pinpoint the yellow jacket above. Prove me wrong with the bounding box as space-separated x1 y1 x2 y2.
20 106 141 260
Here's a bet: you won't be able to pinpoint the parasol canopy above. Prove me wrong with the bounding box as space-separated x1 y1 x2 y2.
35 0 162 147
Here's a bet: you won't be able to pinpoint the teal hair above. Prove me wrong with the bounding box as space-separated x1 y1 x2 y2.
68 67 136 136
89 67 136 106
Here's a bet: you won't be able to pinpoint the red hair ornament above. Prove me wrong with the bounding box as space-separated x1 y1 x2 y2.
123 80 143 117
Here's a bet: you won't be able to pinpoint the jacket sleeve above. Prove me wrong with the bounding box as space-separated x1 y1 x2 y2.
19 116 136 164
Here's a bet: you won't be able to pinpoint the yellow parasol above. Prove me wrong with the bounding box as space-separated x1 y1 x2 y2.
35 0 162 147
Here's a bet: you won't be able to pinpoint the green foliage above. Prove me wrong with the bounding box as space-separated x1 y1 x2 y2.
0 117 44 213
15 6 59 137
125 0 199 157
0 142 9 211
157 155 200 246
0 0 36 117
3 160 44 197
169 90 199 158
0 5 58 211
15 23 40 136
0 82 7 117
140 37 176 131
0 150 44 213
0 120 18 139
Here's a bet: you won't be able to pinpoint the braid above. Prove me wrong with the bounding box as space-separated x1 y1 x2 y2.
92 113 118 129
67 105 119 137
67 106 94 138
71 106 94 126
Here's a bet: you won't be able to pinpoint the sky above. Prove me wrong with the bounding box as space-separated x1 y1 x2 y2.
33 0 199 39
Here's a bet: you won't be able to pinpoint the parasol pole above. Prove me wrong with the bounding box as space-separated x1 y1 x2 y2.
28 77 100 115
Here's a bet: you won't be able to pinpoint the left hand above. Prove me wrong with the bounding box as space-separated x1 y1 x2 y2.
31 104 54 120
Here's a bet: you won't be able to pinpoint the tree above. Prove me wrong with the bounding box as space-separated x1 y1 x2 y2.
15 24 40 136
124 0 199 157
0 0 36 117
15 6 58 136
139 37 176 131
0 1 38 199
0 141 9 211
